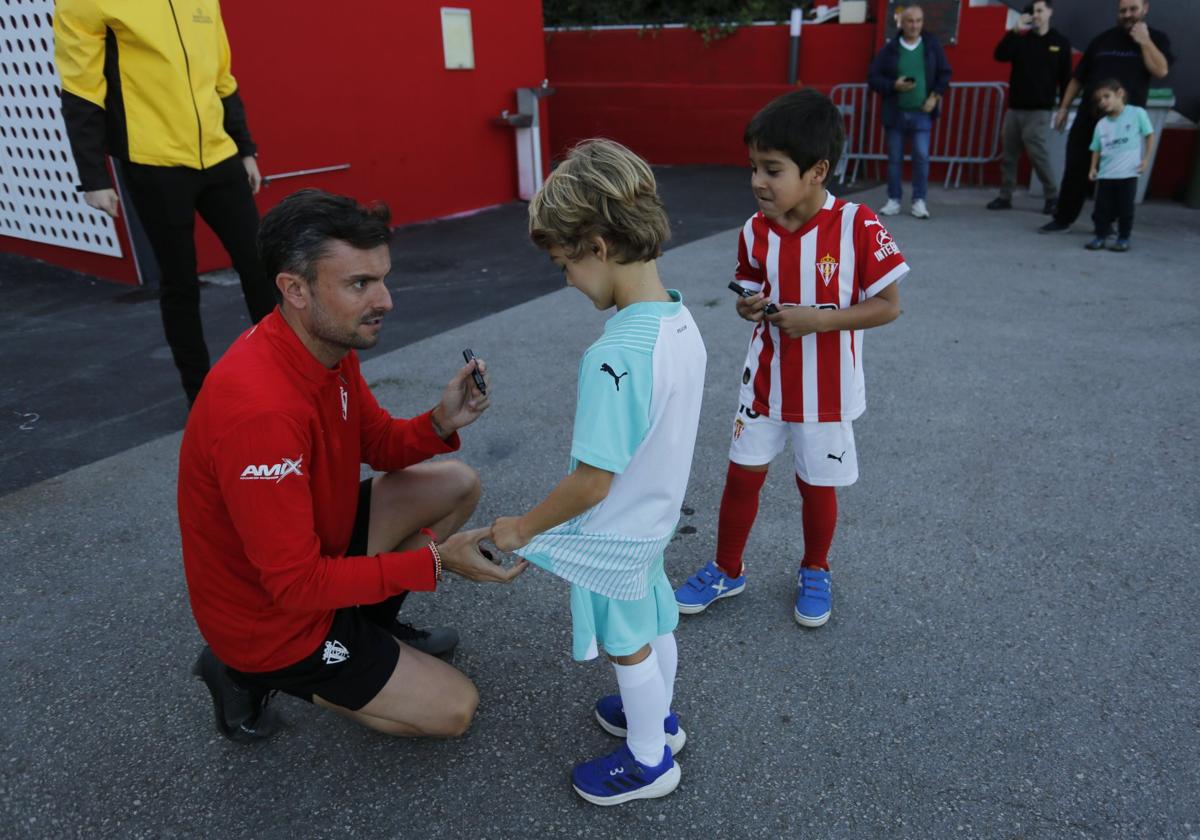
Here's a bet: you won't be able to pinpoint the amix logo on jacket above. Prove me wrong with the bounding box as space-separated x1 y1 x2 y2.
240 456 304 482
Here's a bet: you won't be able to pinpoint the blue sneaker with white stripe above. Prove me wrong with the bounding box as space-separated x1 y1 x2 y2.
593 695 687 755
571 743 680 806
794 567 831 627
674 560 745 615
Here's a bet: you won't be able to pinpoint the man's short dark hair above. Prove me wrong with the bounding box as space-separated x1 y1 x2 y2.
743 89 845 181
258 189 392 297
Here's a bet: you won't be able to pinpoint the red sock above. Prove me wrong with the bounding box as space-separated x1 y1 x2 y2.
714 462 768 578
796 476 837 571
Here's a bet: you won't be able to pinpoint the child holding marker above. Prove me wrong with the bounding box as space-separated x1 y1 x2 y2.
674 89 908 627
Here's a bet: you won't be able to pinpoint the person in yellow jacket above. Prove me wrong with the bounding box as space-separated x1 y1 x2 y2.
55 0 275 406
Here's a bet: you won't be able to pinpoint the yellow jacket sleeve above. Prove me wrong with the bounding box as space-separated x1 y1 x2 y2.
53 0 108 108
214 2 238 98
54 0 113 190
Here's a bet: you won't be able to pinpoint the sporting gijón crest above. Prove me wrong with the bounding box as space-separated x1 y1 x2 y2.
817 254 838 286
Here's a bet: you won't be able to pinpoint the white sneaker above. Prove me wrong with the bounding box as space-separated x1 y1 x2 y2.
910 199 930 219
880 198 901 216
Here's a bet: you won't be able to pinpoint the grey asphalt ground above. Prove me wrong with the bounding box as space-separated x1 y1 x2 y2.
2 185 1198 839
0 166 761 496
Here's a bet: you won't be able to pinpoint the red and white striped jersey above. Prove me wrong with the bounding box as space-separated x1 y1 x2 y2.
734 192 909 423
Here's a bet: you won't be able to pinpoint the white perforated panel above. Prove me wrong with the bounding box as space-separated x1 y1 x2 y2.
0 0 121 256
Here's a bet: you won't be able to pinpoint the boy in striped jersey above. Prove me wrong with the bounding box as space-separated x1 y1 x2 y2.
491 140 706 805
675 89 909 627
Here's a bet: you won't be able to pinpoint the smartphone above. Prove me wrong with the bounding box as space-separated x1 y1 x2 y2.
462 349 487 395
728 280 779 315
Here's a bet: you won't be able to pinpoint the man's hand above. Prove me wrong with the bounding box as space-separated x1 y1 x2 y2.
766 305 829 339
1054 109 1069 132
84 189 120 218
243 156 262 194
1088 166 1098 182
490 516 527 553
1137 158 1148 174
921 93 939 113
439 526 527 583
1014 13 1032 33
894 78 916 92
1129 21 1151 46
735 292 767 322
432 357 491 437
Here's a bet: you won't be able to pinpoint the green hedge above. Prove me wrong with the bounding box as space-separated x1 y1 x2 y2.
544 1 805 41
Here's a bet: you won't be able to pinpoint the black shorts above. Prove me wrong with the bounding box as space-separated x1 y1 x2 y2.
233 479 400 711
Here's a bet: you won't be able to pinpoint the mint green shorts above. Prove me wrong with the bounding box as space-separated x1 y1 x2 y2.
569 557 679 661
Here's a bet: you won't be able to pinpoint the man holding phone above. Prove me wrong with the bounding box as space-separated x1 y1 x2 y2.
868 5 953 219
180 189 526 744
988 1 1072 214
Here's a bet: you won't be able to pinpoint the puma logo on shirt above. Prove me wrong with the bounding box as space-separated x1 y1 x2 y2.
600 363 628 391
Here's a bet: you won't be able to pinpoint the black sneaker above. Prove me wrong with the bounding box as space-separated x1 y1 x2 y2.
392 621 459 660
1042 198 1058 216
192 646 280 743
986 197 1012 210
1038 220 1071 234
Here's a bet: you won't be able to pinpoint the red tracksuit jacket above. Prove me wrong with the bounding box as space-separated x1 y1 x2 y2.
178 310 459 672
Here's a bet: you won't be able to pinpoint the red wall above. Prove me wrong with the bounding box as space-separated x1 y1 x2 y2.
546 4 1013 167
546 4 1194 198
545 25 871 165
2 0 547 284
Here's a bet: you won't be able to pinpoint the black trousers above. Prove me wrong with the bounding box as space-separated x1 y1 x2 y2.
1093 177 1138 239
122 155 275 404
1053 107 1099 226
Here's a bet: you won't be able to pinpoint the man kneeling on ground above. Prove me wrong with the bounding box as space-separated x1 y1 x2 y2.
179 189 526 742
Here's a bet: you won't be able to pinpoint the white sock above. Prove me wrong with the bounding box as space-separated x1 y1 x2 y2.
613 651 668 767
650 633 678 711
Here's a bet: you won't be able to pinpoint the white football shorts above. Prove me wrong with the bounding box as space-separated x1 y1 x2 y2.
727 403 858 486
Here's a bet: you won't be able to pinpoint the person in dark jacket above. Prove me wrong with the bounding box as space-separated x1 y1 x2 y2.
1039 0 1172 234
988 0 1072 213
868 5 953 219
54 0 276 407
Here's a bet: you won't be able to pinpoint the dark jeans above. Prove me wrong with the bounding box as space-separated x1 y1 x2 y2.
886 110 932 201
1093 177 1138 239
122 155 274 404
1053 107 1099 226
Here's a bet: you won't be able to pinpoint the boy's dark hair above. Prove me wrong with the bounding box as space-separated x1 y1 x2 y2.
1094 78 1125 96
258 189 392 298
744 89 845 181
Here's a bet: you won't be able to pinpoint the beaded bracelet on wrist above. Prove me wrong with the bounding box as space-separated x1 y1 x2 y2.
420 527 443 581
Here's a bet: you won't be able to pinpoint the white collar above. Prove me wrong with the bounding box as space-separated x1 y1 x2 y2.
900 36 923 50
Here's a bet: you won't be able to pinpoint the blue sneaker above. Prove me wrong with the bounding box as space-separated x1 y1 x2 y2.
1109 237 1130 252
594 695 687 755
571 743 680 806
794 567 831 627
1085 237 1106 250
674 560 745 615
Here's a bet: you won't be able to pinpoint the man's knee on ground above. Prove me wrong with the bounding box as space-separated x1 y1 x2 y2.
421 680 479 737
355 678 478 738
445 680 480 736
